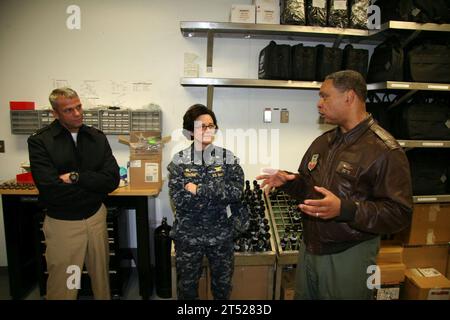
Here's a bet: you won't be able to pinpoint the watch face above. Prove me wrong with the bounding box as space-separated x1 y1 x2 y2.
70 172 78 182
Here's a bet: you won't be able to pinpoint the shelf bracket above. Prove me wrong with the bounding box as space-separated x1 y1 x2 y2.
207 31 214 73
333 35 343 48
402 30 421 47
387 90 418 110
206 85 214 110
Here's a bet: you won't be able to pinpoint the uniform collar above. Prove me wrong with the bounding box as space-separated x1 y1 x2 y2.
189 143 218 165
328 114 374 146
49 119 94 138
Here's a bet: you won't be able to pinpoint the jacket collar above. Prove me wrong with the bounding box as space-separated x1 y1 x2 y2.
328 114 374 146
49 119 94 138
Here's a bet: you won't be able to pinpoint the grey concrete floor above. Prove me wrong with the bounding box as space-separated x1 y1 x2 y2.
0 267 171 300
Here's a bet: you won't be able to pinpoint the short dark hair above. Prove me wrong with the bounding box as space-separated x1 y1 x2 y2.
182 104 218 140
325 70 367 101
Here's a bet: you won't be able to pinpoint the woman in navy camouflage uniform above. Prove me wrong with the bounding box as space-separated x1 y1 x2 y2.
168 104 244 299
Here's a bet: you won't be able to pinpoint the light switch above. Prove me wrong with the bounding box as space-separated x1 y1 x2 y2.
280 109 289 123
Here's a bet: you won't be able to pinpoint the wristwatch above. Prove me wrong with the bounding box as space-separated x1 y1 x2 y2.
69 171 79 184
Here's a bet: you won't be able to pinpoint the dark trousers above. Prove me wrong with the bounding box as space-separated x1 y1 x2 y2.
175 241 234 300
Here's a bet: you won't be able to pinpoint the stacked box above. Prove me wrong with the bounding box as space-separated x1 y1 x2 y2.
128 131 163 190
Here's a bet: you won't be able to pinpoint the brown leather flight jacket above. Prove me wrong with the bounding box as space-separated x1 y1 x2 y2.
282 116 413 255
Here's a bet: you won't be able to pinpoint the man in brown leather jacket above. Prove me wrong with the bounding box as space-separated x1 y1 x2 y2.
257 70 413 299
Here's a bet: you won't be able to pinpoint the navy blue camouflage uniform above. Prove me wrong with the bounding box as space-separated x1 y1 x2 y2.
168 143 244 299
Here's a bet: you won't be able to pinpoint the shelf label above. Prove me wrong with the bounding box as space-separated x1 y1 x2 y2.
390 83 410 89
427 84 449 90
422 142 444 147
416 197 438 202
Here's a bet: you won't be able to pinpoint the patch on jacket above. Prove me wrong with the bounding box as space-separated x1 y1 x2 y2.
308 154 319 171
183 168 199 178
336 161 359 178
209 165 224 177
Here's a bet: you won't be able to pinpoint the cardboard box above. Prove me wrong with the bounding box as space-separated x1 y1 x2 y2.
129 151 162 189
118 131 169 189
230 4 256 23
396 203 450 245
280 269 295 300
403 245 449 276
254 0 280 24
205 265 272 299
403 268 450 300
377 244 403 264
447 246 450 279
379 263 406 284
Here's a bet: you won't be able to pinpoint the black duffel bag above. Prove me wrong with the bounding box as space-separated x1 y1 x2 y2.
367 36 404 83
407 149 450 196
377 0 450 24
405 42 450 83
258 41 291 80
366 93 394 132
389 95 450 140
342 44 369 79
291 43 317 81
316 44 343 81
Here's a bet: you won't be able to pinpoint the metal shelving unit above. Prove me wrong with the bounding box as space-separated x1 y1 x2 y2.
180 78 322 107
181 77 322 89
413 195 450 204
367 81 450 91
370 20 450 34
181 21 371 73
181 20 450 70
180 21 450 108
397 140 450 148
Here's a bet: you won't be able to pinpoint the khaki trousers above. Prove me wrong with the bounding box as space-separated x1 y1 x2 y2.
43 204 110 300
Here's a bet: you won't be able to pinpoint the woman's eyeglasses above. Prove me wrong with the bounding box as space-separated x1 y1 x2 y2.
200 124 216 131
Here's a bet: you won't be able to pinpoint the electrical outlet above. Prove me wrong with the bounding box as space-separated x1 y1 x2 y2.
263 108 272 123
0 140 4 153
280 109 289 123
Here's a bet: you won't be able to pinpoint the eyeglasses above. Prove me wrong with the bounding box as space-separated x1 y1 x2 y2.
200 124 216 131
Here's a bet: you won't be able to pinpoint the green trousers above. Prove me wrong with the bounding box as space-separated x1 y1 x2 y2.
294 236 380 300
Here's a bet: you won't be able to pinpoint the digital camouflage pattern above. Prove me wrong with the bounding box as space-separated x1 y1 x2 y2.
168 143 245 299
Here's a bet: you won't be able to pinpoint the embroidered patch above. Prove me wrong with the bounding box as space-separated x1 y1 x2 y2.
308 154 319 172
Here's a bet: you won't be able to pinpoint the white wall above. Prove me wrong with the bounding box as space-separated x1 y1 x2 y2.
0 0 373 266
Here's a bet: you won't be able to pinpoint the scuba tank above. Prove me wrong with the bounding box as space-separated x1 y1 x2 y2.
154 217 172 298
